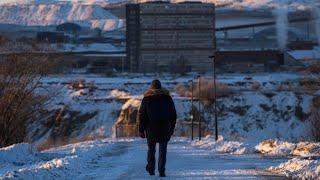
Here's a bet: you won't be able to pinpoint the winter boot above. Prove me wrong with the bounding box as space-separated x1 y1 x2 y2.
159 172 166 177
146 166 155 176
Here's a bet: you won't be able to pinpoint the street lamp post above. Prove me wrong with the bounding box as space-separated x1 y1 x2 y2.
209 55 218 141
198 75 201 141
189 80 194 140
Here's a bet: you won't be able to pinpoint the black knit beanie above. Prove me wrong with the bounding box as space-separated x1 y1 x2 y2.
150 79 162 89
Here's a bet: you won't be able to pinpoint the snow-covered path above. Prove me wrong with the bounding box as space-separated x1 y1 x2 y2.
75 138 287 180
114 139 284 179
111 139 288 180
1 138 288 179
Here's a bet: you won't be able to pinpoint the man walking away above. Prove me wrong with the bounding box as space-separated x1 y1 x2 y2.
138 79 177 177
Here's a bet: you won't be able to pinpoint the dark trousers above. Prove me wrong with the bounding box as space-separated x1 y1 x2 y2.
146 140 168 173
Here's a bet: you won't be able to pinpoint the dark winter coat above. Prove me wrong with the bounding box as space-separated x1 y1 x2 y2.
138 88 177 142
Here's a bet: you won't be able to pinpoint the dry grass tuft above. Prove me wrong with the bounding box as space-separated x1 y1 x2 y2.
310 97 320 142
68 79 97 92
306 62 320 74
175 77 232 106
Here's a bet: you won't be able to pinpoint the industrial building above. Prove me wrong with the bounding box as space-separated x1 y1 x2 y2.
126 1 215 73
215 51 284 72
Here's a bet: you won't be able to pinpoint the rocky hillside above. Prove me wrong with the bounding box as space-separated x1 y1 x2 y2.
25 73 319 149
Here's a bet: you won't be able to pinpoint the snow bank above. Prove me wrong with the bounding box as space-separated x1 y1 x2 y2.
191 135 255 155
0 138 136 179
255 139 296 156
256 139 320 157
0 143 39 164
269 157 320 179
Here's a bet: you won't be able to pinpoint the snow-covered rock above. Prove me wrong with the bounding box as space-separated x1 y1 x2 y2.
109 89 131 99
112 98 141 137
293 142 320 156
191 135 255 155
120 98 140 111
269 157 320 179
256 139 320 157
255 139 296 156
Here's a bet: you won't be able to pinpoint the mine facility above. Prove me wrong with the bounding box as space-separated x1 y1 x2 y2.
124 1 317 74
126 1 216 73
0 1 318 74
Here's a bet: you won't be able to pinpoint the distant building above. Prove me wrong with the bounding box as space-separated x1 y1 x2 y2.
215 50 284 72
285 49 320 66
56 23 82 33
126 1 215 72
36 32 68 43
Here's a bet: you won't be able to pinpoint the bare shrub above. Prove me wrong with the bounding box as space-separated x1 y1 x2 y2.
0 36 7 45
310 108 320 141
68 78 86 90
37 134 101 151
306 62 320 74
175 83 191 97
251 81 261 91
37 107 99 150
175 77 232 106
276 84 295 92
313 96 320 107
299 78 320 91
0 43 56 147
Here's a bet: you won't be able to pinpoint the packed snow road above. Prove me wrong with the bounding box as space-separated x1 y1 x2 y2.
0 138 288 179
114 139 287 180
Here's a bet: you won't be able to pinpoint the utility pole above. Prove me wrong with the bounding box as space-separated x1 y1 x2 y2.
198 75 201 141
209 55 218 141
189 80 194 140
211 5 218 141
214 57 218 141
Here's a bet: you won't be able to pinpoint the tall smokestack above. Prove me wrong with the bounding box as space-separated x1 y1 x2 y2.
310 0 320 46
274 0 289 51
